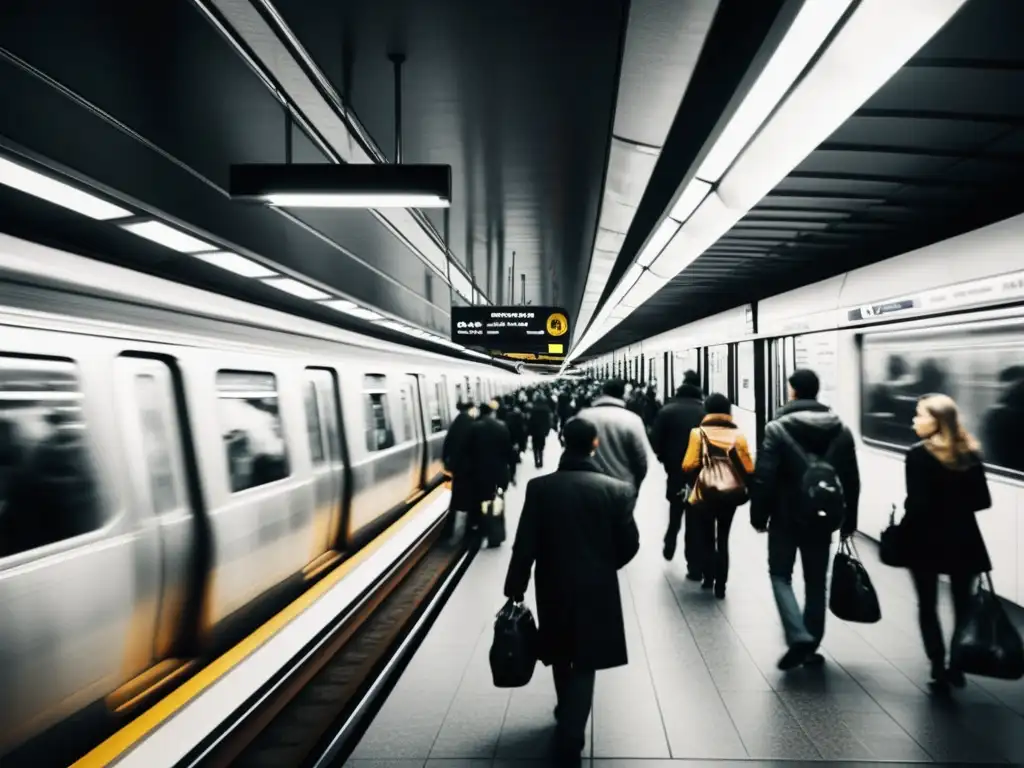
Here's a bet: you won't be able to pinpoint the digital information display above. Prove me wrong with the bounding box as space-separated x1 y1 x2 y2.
451 306 571 356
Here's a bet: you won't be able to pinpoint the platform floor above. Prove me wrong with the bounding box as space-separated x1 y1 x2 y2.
348 439 1024 766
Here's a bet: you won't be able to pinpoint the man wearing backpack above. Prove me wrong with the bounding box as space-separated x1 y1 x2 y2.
751 369 861 670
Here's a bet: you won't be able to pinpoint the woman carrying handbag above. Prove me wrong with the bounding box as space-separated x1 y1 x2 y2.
899 394 992 690
681 393 755 598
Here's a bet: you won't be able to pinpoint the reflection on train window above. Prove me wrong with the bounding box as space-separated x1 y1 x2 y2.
455 383 464 406
861 322 1024 474
362 374 395 452
304 380 325 465
0 357 103 558
429 381 446 433
216 371 290 492
134 373 179 513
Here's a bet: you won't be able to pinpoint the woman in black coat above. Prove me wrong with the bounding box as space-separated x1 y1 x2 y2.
901 393 991 690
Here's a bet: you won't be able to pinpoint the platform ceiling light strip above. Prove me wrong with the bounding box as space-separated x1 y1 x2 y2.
121 221 216 254
265 193 449 209
194 251 276 278
261 276 331 301
321 299 383 322
0 156 132 221
568 0 966 363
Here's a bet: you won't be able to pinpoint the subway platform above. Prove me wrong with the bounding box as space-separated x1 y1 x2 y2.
347 440 1024 766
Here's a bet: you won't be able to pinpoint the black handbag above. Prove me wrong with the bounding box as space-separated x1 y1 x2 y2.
879 503 909 567
829 537 882 623
950 573 1024 680
482 490 506 548
489 599 539 687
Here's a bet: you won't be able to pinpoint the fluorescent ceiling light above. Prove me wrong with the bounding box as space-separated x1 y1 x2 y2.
0 156 132 220
194 251 276 278
622 269 668 308
322 300 383 321
265 193 450 209
636 219 681 268
669 179 713 223
697 1 855 182
121 221 215 253
261 276 330 300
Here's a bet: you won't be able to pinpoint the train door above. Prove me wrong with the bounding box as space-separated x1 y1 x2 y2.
402 374 427 489
424 376 448 482
303 368 345 554
114 356 196 664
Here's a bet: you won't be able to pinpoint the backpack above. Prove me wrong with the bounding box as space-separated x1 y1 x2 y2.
774 425 846 532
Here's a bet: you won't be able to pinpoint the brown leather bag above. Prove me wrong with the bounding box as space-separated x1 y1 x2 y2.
694 429 749 506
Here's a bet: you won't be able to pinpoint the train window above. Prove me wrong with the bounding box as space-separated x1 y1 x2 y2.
0 357 104 558
362 374 395 452
216 371 290 492
303 380 325 465
455 382 464 406
306 368 341 465
397 385 414 442
861 322 1024 474
134 373 180 513
428 380 444 433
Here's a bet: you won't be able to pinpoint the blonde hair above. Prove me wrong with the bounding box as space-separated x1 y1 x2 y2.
918 393 980 468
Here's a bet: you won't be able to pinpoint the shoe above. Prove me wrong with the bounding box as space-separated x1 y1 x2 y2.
714 583 726 599
685 572 702 582
946 666 966 688
701 577 714 590
802 652 825 666
777 642 815 670
928 661 950 691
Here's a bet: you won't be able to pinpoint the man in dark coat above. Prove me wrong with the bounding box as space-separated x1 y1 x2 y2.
461 402 515 537
504 418 639 760
528 394 553 468
751 368 860 671
442 401 476 530
649 370 705 575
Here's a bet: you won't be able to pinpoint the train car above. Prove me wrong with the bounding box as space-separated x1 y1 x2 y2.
591 211 1024 604
0 232 518 759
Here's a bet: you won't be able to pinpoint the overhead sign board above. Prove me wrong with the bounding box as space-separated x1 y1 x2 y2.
452 306 571 355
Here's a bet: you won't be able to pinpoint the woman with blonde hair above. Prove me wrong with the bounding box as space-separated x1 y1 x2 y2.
901 393 991 690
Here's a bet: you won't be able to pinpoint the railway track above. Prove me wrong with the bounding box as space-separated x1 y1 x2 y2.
181 523 476 768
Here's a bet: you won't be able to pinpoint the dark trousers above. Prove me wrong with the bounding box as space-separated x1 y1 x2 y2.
665 498 702 575
697 504 736 584
768 526 831 648
910 570 974 666
552 663 595 753
532 435 547 467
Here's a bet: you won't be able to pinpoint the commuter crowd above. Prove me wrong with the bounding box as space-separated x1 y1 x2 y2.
441 369 1005 764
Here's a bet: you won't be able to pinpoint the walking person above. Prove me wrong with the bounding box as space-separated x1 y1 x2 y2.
571 379 649 490
504 418 639 762
751 369 860 670
681 393 754 598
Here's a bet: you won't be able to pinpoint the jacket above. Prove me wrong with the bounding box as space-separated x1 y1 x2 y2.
750 399 861 536
649 385 705 500
504 453 639 669
681 413 755 505
900 442 991 574
528 402 553 437
443 410 476 511
461 415 515 503
572 396 650 488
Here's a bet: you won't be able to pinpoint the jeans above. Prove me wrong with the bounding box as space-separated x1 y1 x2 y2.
910 570 974 666
552 663 595 753
697 504 737 584
768 525 832 648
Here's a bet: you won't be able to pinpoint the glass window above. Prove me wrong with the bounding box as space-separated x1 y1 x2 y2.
708 344 730 395
304 380 325 465
216 371 289 492
398 386 413 442
134 373 179 513
736 341 756 412
363 374 395 451
860 320 1024 474
0 357 104 558
455 383 464 406
428 380 444 433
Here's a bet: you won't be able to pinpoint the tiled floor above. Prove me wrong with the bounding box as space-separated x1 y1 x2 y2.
348 440 1024 766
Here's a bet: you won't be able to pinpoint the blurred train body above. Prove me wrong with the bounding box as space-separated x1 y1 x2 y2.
611 211 1024 606
0 233 517 757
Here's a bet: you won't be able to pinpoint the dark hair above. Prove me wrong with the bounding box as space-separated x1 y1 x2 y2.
602 378 626 399
478 403 492 416
788 369 820 400
563 418 598 454
682 369 699 386
456 400 471 412
704 392 731 415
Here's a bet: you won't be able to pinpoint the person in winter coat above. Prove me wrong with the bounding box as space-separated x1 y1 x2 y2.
442 401 476 528
461 402 515 538
504 418 639 761
901 393 991 690
751 369 860 671
650 371 705 574
571 379 649 489
528 394 553 468
681 393 755 598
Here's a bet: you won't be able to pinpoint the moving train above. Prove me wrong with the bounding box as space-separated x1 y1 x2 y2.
595 210 1024 605
0 232 519 758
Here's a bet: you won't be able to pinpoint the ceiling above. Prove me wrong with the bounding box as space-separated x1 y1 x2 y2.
0 0 790 358
585 0 1024 358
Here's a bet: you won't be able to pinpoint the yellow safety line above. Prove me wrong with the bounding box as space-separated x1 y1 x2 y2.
72 484 447 767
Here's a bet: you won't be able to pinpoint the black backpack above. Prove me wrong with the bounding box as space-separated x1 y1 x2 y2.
774 425 846 532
